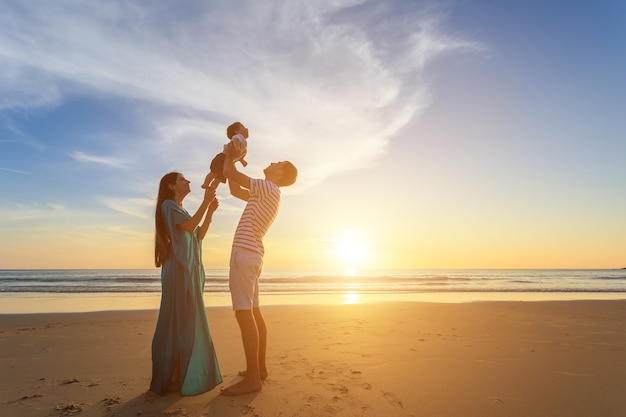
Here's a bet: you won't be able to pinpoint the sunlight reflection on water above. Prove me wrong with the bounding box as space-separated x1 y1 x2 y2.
343 292 360 304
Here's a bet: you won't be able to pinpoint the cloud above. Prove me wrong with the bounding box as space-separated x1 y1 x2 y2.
70 151 129 168
0 0 483 190
108 225 151 239
0 114 46 151
0 202 69 222
101 197 154 219
0 166 30 174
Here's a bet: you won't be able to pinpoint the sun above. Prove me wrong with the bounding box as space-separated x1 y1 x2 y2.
335 235 367 266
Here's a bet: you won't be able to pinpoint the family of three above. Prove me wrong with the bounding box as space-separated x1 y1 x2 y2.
150 122 298 397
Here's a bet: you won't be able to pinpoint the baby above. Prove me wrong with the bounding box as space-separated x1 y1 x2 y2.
202 122 249 189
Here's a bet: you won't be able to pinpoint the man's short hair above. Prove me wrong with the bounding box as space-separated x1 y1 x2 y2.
279 161 297 187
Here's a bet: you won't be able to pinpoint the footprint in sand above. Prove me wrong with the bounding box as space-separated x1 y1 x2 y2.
561 371 594 377
103 396 122 411
61 378 80 385
55 403 84 416
162 407 190 416
382 391 403 408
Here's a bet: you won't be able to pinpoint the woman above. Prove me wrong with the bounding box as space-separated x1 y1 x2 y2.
150 172 222 396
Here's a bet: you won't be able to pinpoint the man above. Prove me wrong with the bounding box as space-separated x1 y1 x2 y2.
220 144 297 396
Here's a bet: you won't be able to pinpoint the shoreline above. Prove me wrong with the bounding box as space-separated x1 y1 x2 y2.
1 291 625 314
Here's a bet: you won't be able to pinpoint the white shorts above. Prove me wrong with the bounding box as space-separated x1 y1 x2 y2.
229 246 263 311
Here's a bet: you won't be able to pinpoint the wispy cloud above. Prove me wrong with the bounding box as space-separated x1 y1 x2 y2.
0 114 46 151
70 151 129 168
0 1 483 190
0 202 68 222
108 225 151 239
0 166 30 174
101 197 154 219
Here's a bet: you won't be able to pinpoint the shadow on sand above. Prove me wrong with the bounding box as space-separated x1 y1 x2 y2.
102 378 260 417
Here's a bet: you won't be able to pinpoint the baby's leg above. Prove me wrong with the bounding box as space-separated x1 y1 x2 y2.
202 172 217 189
209 177 222 190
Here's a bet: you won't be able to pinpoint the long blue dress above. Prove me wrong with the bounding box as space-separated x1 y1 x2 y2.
150 199 222 396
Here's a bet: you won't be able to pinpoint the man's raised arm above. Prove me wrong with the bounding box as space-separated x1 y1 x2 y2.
223 146 251 201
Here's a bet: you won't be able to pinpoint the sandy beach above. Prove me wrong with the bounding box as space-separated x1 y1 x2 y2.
1 299 626 417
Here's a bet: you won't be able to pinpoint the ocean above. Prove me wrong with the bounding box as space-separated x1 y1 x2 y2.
1 269 626 295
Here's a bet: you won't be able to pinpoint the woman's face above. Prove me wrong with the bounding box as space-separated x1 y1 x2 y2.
170 174 191 199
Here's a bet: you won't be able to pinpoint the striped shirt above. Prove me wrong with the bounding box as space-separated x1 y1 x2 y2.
232 178 281 255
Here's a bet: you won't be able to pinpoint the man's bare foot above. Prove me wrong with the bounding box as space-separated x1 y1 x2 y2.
220 378 262 396
238 370 268 380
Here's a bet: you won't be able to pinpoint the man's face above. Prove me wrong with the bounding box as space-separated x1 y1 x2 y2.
264 162 283 177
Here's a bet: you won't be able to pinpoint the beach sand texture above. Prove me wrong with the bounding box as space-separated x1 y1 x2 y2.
1 300 626 417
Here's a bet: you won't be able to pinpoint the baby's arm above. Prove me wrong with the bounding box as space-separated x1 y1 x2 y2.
239 152 248 167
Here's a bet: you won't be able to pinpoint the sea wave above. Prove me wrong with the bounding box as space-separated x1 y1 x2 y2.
590 275 626 281
1 269 626 294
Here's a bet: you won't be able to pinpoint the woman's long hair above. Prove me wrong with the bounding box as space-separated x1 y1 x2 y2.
154 172 179 267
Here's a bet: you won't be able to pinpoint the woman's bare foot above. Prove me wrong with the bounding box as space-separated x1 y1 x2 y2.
220 378 262 396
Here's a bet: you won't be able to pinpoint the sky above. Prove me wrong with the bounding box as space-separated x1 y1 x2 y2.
1 0 625 271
